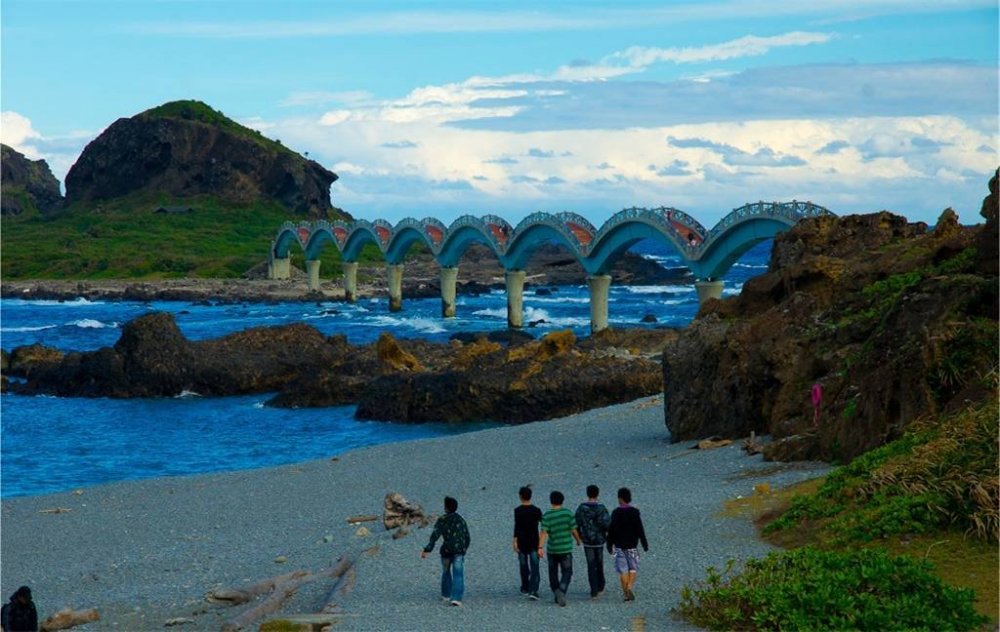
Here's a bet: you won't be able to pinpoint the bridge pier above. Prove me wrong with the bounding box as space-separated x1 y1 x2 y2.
505 270 526 328
588 274 612 333
695 279 724 304
306 260 321 291
270 256 291 280
387 264 404 312
342 262 358 303
440 266 458 318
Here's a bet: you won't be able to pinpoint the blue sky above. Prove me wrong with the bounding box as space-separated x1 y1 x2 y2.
2 0 997 225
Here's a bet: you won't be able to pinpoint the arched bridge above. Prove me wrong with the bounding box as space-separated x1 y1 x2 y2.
268 201 833 331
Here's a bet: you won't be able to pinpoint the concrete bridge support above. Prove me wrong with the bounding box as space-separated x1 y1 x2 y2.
270 256 291 280
342 262 358 303
695 279 724 304
306 260 321 291
588 274 612 333
505 270 526 328
440 266 458 318
387 264 404 312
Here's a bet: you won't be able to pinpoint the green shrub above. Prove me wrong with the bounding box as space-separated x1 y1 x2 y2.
677 547 988 631
766 398 999 542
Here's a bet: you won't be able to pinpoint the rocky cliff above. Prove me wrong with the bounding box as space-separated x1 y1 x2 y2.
1 144 64 215
664 171 998 462
64 100 344 219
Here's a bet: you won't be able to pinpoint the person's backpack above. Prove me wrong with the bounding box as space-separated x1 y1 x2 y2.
1 601 9 630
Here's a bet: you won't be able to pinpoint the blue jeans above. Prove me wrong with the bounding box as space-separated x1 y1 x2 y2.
547 552 573 595
518 551 540 594
441 554 465 602
584 546 606 596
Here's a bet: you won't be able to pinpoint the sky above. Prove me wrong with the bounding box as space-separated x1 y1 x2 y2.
1 0 997 226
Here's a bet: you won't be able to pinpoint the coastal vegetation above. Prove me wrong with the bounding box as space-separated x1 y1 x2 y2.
678 398 999 629
0 193 376 279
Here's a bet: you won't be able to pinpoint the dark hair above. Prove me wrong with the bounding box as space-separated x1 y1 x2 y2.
519 486 532 501
14 586 31 600
617 487 632 504
586 484 599 498
444 496 458 513
550 490 564 505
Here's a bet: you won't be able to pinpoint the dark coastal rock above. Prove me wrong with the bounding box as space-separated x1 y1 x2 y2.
0 144 64 215
449 329 535 346
664 205 998 462
640 313 658 323
11 312 346 398
64 100 346 219
355 329 666 424
7 344 65 378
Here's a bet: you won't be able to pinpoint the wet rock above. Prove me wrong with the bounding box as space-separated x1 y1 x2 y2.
640 313 658 323
534 288 552 296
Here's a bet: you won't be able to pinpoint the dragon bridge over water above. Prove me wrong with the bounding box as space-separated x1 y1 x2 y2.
269 201 833 332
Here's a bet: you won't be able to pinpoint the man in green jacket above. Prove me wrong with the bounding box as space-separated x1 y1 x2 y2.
421 496 471 606
539 490 582 606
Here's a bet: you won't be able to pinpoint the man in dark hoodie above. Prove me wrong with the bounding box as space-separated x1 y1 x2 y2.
421 496 471 607
1 586 38 632
606 487 649 602
575 484 611 598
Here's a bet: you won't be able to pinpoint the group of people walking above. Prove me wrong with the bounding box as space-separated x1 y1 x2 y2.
422 485 648 607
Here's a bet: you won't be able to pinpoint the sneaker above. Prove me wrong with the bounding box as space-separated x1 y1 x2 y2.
441 597 451 603
556 589 567 607
520 588 529 595
624 588 635 602
528 593 540 601
450 600 463 607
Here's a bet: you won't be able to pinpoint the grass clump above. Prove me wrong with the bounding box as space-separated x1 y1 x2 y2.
765 398 998 543
141 100 292 155
676 547 988 631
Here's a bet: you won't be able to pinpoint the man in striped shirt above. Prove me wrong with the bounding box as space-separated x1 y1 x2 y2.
538 490 582 606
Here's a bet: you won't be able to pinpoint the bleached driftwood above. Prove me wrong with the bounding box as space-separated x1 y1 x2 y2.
215 554 362 631
40 607 99 631
383 492 429 529
206 570 309 605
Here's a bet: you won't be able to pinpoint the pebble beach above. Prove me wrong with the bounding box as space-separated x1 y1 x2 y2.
1 395 830 631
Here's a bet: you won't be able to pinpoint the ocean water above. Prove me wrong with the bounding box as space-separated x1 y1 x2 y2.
0 240 772 498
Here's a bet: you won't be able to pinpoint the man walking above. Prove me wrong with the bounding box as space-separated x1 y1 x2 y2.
606 487 648 602
539 490 582 606
575 484 611 598
421 496 471 606
513 486 543 600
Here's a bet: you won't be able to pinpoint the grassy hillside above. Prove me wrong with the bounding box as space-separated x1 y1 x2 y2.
1 193 372 279
140 100 293 156
678 397 999 629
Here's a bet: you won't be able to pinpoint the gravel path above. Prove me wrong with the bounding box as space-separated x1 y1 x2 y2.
1 395 829 631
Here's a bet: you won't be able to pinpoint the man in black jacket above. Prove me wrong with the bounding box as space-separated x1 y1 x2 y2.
605 487 648 602
1 586 38 632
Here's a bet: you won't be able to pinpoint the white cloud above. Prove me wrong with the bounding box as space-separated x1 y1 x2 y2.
1 111 43 154
613 32 833 67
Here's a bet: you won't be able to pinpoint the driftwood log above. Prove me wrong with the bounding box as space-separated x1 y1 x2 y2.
383 492 429 529
212 551 368 632
40 608 100 631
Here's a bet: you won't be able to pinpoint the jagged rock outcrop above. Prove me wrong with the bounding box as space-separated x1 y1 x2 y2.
9 312 348 397
354 329 673 424
663 205 998 462
64 100 345 219
6 310 675 425
1 144 64 215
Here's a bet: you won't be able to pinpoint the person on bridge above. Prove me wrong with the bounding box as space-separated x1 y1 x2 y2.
575 484 611 599
539 490 582 607
421 496 471 607
512 486 543 600
606 487 649 602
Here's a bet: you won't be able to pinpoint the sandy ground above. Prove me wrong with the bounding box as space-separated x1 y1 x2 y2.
0 395 829 631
